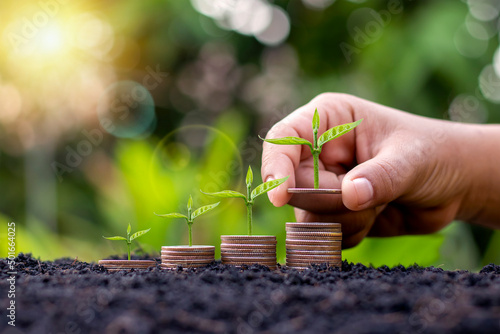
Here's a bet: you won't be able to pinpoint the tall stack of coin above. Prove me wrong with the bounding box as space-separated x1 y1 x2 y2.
286 222 342 270
160 245 215 269
98 260 156 272
221 235 277 270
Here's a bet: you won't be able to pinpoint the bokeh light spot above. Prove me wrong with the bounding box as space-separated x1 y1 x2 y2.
255 7 290 46
97 81 157 138
479 65 500 103
448 94 488 123
454 24 488 58
467 0 500 22
0 84 23 124
302 0 336 11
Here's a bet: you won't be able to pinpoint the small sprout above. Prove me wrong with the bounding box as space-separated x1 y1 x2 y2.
260 109 362 189
155 195 220 247
103 223 151 261
202 166 289 235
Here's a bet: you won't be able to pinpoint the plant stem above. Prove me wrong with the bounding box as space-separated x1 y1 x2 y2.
313 152 319 189
127 242 131 261
188 222 193 247
247 203 252 236
313 128 319 189
246 183 252 236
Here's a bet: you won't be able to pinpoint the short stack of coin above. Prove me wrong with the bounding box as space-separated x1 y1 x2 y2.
98 260 156 272
160 245 215 269
221 235 277 270
286 222 342 270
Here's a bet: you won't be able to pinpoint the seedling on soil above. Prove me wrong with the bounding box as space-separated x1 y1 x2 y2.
103 223 151 261
202 166 288 235
261 109 362 190
154 195 220 247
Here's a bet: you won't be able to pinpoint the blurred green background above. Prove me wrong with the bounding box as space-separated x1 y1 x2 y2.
1 0 499 270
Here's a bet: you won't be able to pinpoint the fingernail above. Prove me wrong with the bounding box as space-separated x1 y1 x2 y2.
352 178 373 207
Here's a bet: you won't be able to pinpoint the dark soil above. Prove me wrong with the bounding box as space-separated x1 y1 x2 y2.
1 253 500 334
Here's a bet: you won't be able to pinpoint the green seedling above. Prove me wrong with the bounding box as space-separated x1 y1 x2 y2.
103 223 151 261
202 166 289 235
154 195 220 247
260 109 362 189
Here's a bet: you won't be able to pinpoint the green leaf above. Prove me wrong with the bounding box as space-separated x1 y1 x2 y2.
317 119 363 148
154 212 188 219
130 228 151 241
201 190 247 199
188 195 193 211
312 108 320 131
192 202 220 219
251 175 289 200
103 236 127 241
127 223 131 235
260 136 313 148
246 166 253 186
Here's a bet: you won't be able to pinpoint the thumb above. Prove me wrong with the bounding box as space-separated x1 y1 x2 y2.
342 150 415 211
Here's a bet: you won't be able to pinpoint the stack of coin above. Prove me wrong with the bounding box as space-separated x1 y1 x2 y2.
160 245 215 269
221 235 277 270
98 260 156 272
286 222 342 270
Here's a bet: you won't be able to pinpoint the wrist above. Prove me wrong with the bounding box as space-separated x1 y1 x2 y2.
455 123 500 228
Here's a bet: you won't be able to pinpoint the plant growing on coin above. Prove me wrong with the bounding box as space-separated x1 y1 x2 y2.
260 109 362 189
202 166 288 235
103 223 151 261
155 195 220 247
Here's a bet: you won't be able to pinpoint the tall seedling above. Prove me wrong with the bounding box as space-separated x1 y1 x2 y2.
202 166 288 235
155 195 220 247
261 109 362 189
103 223 151 261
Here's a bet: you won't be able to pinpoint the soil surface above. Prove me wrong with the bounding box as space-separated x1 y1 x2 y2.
1 253 500 334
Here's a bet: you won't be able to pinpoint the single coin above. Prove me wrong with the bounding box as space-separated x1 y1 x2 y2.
222 256 276 261
286 227 340 233
286 257 340 262
102 264 155 268
160 263 210 269
106 268 154 272
103 266 153 271
161 259 214 264
161 255 215 260
286 222 341 229
220 243 276 249
223 264 277 270
222 259 277 264
221 236 276 244
286 258 342 263
221 256 276 260
286 244 341 251
221 240 277 245
286 261 342 267
287 188 342 194
286 265 341 271
161 251 214 257
221 260 277 264
287 237 342 242
286 253 342 258
98 260 156 265
286 249 342 256
287 253 341 258
287 231 342 237
286 239 342 245
221 249 276 254
221 235 276 240
161 245 215 252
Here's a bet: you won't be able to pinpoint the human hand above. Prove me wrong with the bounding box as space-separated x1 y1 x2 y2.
261 93 491 248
